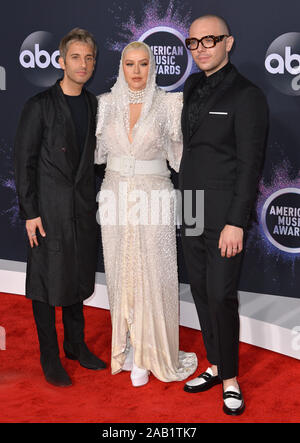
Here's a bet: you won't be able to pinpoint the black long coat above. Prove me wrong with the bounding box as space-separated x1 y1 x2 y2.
179 65 269 230
14 80 98 306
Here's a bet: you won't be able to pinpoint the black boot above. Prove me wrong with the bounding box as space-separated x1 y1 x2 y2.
32 300 72 387
62 302 106 370
64 341 106 370
40 354 72 387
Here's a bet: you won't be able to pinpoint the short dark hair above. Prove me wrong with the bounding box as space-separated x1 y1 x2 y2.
59 28 97 61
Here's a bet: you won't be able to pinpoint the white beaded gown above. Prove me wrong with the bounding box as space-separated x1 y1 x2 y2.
95 43 197 382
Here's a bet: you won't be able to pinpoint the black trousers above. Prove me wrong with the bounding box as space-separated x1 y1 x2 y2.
32 300 85 360
181 227 243 380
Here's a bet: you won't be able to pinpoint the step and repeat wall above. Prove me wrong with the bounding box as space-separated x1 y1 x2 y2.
0 1 299 305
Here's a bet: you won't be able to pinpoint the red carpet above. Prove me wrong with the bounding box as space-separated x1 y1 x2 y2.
0 292 299 423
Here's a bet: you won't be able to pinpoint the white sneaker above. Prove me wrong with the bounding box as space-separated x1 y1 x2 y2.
122 346 133 371
130 363 149 387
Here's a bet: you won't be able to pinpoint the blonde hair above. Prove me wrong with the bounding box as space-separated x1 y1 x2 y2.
122 41 150 57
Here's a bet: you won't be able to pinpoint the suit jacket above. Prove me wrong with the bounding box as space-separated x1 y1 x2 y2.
14 80 98 306
179 65 269 230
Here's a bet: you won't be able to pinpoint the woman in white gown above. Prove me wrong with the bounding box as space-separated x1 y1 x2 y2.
95 41 197 386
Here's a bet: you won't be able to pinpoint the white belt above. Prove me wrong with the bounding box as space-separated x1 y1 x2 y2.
106 155 169 177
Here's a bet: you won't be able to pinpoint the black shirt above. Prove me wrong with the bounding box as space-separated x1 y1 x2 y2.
64 91 88 156
188 62 233 136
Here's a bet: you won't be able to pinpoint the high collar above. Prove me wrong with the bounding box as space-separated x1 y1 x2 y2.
203 61 232 88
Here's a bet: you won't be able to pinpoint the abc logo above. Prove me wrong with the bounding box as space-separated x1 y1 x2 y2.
19 31 62 87
265 32 300 96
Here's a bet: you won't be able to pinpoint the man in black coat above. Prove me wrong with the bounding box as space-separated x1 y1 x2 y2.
14 28 106 387
179 15 268 415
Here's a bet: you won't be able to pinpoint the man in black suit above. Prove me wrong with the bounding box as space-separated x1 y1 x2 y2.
179 15 268 415
15 28 106 387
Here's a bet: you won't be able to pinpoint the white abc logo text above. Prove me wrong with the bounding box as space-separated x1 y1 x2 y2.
19 31 62 87
265 47 300 75
265 32 300 96
20 44 60 69
265 46 300 75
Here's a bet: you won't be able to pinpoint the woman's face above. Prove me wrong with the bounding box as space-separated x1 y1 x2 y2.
122 48 150 91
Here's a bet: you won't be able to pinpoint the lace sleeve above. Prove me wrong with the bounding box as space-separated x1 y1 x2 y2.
95 93 109 165
165 92 183 172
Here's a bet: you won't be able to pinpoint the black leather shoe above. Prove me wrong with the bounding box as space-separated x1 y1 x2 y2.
184 369 222 393
64 342 106 370
223 385 245 416
41 356 72 387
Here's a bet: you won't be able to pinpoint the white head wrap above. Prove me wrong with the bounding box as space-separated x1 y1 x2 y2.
110 41 157 131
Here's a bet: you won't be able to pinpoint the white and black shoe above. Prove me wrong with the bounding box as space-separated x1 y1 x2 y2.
223 384 245 416
184 367 222 393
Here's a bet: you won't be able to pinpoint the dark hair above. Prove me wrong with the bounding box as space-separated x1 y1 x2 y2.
59 28 97 60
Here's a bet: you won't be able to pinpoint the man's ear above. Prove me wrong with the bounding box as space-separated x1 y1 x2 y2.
226 35 234 53
58 56 65 70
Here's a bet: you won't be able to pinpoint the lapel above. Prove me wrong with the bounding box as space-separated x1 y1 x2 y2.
186 66 238 143
182 74 203 146
52 80 80 176
75 91 93 184
52 81 95 183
